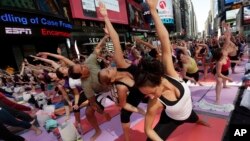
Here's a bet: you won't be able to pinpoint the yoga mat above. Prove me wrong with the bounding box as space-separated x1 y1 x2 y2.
193 86 239 116
82 103 147 141
190 86 214 102
80 104 121 134
114 114 226 141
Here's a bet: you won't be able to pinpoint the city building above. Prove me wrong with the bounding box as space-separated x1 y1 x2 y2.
0 0 72 70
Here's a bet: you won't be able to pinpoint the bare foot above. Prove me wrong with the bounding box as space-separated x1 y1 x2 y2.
198 82 204 86
65 116 70 121
232 71 238 74
90 130 102 141
196 119 210 127
137 107 146 115
35 128 42 136
104 113 111 121
203 76 207 80
214 101 220 105
30 119 36 124
76 124 83 135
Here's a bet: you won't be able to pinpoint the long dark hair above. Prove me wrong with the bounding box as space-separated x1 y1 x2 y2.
134 58 164 88
213 48 223 61
176 49 184 68
56 67 65 79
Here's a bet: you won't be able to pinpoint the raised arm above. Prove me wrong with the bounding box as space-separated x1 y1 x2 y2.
221 21 234 51
176 45 189 56
19 61 25 76
99 2 130 68
37 52 75 66
147 0 178 77
94 32 109 55
135 37 156 50
222 21 231 43
24 62 45 73
30 55 60 70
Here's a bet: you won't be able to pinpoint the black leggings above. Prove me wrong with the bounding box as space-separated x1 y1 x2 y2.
0 101 33 122
0 122 25 141
183 71 200 82
229 55 238 69
0 108 31 129
146 110 199 141
120 91 144 123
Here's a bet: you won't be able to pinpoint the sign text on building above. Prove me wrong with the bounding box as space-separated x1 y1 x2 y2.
0 13 72 29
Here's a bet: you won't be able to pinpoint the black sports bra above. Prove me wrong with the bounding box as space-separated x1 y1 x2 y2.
159 75 185 106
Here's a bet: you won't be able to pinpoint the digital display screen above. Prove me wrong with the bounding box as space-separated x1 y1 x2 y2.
243 6 250 25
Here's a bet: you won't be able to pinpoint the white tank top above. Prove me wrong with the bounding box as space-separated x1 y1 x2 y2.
158 75 192 120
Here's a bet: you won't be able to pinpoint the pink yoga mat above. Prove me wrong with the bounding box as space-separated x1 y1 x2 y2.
115 114 226 141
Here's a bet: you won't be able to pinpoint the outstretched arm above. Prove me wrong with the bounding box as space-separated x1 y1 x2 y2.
19 62 25 76
145 99 164 141
30 55 60 70
135 37 156 50
99 2 130 68
176 46 189 56
37 52 75 66
147 0 178 77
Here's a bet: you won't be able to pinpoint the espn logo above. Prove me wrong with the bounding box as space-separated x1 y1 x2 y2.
5 27 32 35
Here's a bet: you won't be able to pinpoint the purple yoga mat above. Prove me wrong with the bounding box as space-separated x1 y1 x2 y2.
192 86 239 116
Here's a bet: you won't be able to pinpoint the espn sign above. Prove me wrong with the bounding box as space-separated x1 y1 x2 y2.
5 27 32 35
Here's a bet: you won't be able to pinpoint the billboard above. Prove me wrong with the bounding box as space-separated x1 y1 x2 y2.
243 5 250 25
153 0 174 24
127 0 150 30
69 0 128 24
0 0 64 16
0 10 72 37
226 8 240 22
213 0 218 18
141 2 152 24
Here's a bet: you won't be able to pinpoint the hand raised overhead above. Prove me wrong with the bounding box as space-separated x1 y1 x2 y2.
146 0 158 10
99 1 108 17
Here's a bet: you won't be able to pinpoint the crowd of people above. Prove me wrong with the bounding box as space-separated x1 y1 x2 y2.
0 0 248 141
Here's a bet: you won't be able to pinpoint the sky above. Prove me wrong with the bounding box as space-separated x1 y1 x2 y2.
191 0 211 32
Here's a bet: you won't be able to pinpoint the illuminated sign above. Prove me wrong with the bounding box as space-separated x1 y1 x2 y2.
70 0 128 24
127 0 150 30
0 10 72 38
0 13 72 29
95 0 120 12
41 28 70 38
141 2 152 24
153 0 174 24
243 6 250 25
2 27 70 37
89 37 100 43
226 8 240 21
5 27 32 35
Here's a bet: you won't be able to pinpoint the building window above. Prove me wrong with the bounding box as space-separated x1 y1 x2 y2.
37 0 63 16
0 0 36 10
